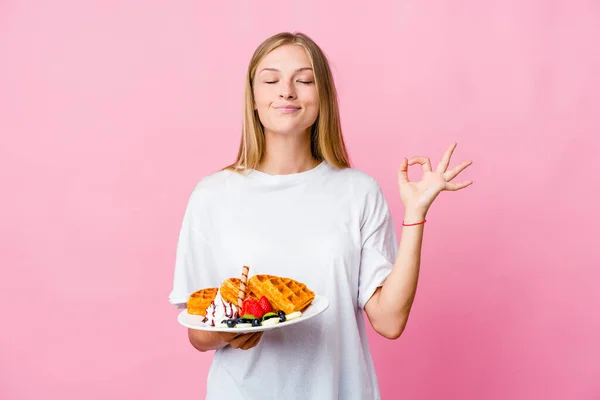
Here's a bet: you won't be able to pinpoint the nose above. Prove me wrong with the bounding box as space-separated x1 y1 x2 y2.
278 81 297 100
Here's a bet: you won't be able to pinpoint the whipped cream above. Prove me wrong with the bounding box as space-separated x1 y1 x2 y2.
202 290 237 326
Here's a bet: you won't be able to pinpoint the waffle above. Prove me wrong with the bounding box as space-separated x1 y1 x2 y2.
186 287 218 316
249 274 315 314
219 277 262 305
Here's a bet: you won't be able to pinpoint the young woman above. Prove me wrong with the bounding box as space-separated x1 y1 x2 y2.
169 31 472 400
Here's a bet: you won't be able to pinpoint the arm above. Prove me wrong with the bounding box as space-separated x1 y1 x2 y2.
188 329 229 352
365 142 473 339
364 208 425 339
188 329 264 352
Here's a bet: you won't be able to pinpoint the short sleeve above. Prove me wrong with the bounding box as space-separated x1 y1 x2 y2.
357 180 399 309
168 189 220 309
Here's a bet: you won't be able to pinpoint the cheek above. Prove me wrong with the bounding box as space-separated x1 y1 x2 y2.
253 86 271 107
303 88 319 107
305 92 319 116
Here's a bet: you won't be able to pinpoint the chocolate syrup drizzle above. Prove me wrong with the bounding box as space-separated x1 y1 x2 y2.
202 299 238 326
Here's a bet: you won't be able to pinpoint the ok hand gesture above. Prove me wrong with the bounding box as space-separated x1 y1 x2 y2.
398 142 473 216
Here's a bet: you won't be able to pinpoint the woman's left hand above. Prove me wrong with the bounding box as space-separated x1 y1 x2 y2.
397 142 473 217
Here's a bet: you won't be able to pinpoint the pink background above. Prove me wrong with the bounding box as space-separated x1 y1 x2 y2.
1 1 599 399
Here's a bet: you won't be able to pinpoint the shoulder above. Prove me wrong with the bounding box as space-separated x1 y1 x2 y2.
329 166 384 197
186 168 237 206
192 168 234 191
328 166 392 222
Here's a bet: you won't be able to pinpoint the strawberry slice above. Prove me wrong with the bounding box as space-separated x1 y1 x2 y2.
240 297 253 316
258 296 273 313
242 297 265 318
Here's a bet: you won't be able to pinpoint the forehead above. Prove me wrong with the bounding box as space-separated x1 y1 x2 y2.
256 44 312 72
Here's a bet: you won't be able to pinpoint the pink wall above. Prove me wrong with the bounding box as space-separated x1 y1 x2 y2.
1 1 599 399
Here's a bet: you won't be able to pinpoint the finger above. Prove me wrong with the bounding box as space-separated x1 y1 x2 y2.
444 180 473 191
241 332 263 350
231 332 263 349
397 158 410 184
443 160 473 181
228 333 255 349
235 333 259 350
218 332 239 342
436 142 457 173
407 156 432 172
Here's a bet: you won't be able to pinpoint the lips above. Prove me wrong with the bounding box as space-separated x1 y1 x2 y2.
275 105 300 112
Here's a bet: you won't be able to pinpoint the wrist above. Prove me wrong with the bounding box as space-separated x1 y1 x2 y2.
403 208 427 225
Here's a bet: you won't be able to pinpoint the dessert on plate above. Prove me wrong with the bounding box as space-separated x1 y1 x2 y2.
186 266 315 329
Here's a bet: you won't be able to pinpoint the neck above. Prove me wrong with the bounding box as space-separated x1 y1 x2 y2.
257 129 319 175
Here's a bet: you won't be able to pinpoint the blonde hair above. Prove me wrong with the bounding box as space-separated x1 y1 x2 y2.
224 31 351 172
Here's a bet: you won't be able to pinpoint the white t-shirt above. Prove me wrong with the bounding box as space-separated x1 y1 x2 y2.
169 161 398 400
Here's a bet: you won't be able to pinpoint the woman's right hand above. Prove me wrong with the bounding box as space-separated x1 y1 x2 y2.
218 332 264 351
188 328 263 352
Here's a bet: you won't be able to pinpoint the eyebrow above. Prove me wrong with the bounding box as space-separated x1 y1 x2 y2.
259 67 313 73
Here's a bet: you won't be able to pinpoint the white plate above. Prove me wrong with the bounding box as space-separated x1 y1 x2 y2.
177 295 329 333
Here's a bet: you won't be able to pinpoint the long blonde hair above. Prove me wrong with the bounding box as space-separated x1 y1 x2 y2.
224 32 351 172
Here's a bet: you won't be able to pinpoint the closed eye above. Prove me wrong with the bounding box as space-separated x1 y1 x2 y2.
264 80 313 84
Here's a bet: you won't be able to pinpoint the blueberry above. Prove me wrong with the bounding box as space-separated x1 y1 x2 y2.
252 318 261 327
226 319 236 328
237 318 252 324
276 310 286 322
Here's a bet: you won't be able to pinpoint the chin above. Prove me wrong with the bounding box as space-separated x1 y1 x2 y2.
265 123 313 136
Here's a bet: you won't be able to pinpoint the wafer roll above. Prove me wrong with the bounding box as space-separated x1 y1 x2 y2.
237 265 250 310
